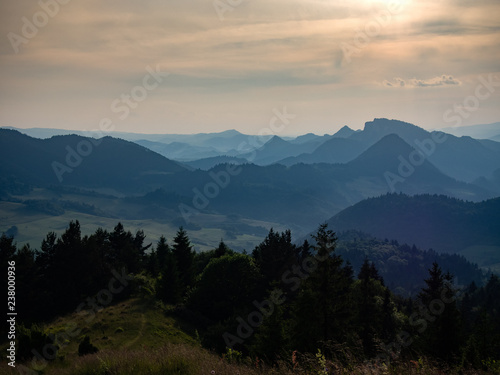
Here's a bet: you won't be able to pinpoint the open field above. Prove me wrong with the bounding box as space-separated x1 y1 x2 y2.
0 196 282 252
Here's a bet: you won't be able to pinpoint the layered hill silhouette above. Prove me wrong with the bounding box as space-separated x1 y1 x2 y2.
346 119 500 183
278 137 367 165
163 135 491 228
240 135 322 165
326 193 500 255
135 139 222 161
0 129 186 194
274 119 500 183
6 119 500 184
1 121 498 237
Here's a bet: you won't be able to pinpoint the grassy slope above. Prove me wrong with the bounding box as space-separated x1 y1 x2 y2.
0 297 198 373
0 297 494 374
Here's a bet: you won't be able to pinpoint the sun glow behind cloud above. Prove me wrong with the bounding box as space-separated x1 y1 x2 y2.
0 0 498 134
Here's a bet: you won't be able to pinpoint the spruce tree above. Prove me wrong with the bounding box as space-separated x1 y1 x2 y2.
214 239 229 258
253 228 298 288
172 227 195 292
157 252 182 304
53 220 84 311
251 301 289 361
355 259 383 355
156 235 170 270
417 263 462 360
381 288 397 341
291 223 353 349
311 223 348 342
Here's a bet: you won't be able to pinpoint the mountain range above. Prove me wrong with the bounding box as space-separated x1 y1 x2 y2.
4 119 500 183
1 119 499 270
1 127 495 229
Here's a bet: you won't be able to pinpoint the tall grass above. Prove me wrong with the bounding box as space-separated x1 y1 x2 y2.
49 344 259 375
23 343 491 375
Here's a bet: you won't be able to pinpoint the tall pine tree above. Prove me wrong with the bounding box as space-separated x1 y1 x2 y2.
417 262 462 360
291 224 353 351
172 227 195 294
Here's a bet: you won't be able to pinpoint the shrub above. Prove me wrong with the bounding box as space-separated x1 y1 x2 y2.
78 335 99 356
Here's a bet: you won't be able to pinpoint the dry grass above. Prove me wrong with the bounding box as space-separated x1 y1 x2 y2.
0 297 495 375
1 343 493 375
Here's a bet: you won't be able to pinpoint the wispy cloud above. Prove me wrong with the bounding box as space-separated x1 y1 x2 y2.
383 75 461 88
0 0 498 134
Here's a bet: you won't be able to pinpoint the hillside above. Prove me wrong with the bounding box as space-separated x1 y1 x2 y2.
186 147 490 231
3 298 480 375
327 193 500 270
335 231 486 296
0 296 254 375
0 129 187 194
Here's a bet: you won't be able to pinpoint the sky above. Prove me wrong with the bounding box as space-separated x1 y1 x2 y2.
0 0 499 136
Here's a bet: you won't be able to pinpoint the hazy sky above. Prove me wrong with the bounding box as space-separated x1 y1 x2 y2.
1 0 499 135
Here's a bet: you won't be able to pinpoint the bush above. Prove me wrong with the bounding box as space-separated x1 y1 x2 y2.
78 335 99 356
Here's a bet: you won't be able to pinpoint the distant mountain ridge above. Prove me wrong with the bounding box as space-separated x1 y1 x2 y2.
135 139 221 161
435 122 500 140
278 137 367 166
244 135 322 165
2 128 494 235
332 125 358 138
275 118 500 183
0 129 186 194
5 120 500 184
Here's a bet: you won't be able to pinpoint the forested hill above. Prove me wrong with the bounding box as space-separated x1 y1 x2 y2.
327 193 500 254
0 129 187 192
335 231 486 296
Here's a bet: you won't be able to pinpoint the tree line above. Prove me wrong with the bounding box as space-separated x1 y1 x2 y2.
1 221 499 370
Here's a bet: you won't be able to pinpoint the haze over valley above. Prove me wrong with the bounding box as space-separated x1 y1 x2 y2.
2 119 499 273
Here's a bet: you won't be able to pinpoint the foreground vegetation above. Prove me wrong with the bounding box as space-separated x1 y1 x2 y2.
41 348 500 375
1 340 498 374
0 221 499 373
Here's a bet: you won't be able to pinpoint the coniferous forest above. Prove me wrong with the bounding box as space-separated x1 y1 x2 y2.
1 220 499 374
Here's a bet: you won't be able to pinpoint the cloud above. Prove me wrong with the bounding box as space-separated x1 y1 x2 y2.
383 75 461 88
0 0 498 134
